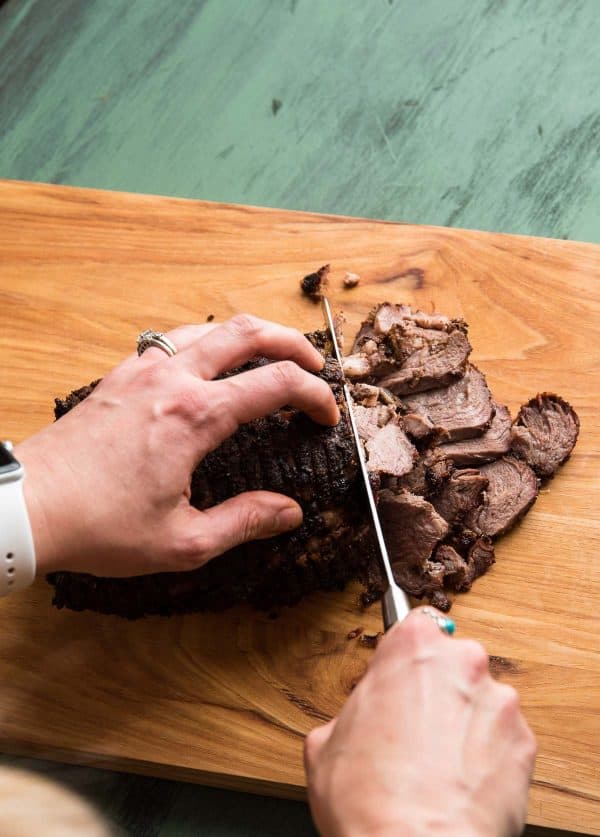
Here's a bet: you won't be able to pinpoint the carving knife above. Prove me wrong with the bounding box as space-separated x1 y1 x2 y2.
322 297 411 631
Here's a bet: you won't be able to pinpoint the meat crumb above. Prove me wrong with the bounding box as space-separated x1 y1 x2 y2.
300 264 330 301
359 632 383 648
343 272 360 289
206 314 215 322
346 626 363 640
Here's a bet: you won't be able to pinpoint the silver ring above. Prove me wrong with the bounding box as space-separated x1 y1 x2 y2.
421 607 455 636
137 329 177 358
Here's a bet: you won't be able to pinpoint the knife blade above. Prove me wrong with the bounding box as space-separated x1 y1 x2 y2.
321 297 410 630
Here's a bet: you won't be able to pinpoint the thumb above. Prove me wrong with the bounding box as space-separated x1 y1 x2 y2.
304 719 337 778
175 491 303 568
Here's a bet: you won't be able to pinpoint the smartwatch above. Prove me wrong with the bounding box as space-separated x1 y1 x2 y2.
0 441 36 595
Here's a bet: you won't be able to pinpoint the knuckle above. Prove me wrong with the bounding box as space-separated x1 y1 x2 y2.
171 384 209 424
227 313 261 339
400 614 426 647
495 682 521 714
524 726 538 761
138 360 170 390
239 505 266 542
172 524 216 569
271 359 302 389
389 613 432 656
459 640 489 679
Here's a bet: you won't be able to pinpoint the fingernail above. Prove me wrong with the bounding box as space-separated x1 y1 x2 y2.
276 505 303 532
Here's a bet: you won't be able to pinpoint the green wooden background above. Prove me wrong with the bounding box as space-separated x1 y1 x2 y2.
0 0 598 834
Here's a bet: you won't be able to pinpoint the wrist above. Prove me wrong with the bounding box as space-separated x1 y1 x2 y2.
15 441 67 575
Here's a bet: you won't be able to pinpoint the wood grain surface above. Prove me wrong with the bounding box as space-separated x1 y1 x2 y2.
0 180 598 833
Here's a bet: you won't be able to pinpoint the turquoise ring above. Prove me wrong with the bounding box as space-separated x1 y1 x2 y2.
422 607 455 636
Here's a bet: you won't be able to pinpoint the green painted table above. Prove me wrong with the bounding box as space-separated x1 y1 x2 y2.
0 0 598 834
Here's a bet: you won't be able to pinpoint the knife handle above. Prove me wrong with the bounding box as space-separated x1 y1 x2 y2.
382 584 411 631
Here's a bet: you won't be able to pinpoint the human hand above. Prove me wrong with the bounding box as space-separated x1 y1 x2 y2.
16 316 339 577
305 608 536 837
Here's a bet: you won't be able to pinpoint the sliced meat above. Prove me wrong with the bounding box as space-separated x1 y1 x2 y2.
433 537 495 591
433 544 469 590
378 491 449 586
400 365 494 442
402 411 438 440
464 457 539 538
343 303 471 394
391 449 453 497
353 404 396 441
365 423 416 477
510 393 580 479
440 402 512 465
432 469 489 525
464 537 496 589
377 327 471 394
351 383 381 408
373 303 466 335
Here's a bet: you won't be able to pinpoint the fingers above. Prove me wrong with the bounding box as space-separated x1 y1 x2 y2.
171 491 304 570
216 360 340 427
304 719 337 777
177 314 326 380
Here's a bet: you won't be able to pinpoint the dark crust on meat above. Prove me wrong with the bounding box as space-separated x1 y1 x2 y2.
48 331 379 618
54 380 101 418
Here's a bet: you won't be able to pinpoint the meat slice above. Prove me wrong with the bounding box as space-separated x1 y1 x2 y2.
440 402 511 465
353 404 396 441
377 328 471 394
400 365 494 442
372 303 465 335
432 468 489 525
378 491 449 596
351 385 417 478
391 449 453 497
510 393 580 479
402 411 437 440
351 383 381 408
464 457 539 538
464 537 496 588
366 423 416 477
343 303 471 394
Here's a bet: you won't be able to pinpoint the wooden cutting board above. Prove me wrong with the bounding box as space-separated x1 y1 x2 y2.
0 180 598 834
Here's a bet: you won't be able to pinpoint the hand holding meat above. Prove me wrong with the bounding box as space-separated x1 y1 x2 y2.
305 608 537 837
16 316 339 576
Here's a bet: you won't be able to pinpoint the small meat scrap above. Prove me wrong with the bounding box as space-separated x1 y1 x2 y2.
347 626 363 640
343 272 360 289
301 264 330 302
359 632 383 648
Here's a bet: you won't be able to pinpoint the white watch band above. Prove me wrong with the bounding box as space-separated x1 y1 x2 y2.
0 460 36 596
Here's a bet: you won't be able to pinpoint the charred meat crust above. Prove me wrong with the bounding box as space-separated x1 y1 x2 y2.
300 264 330 302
